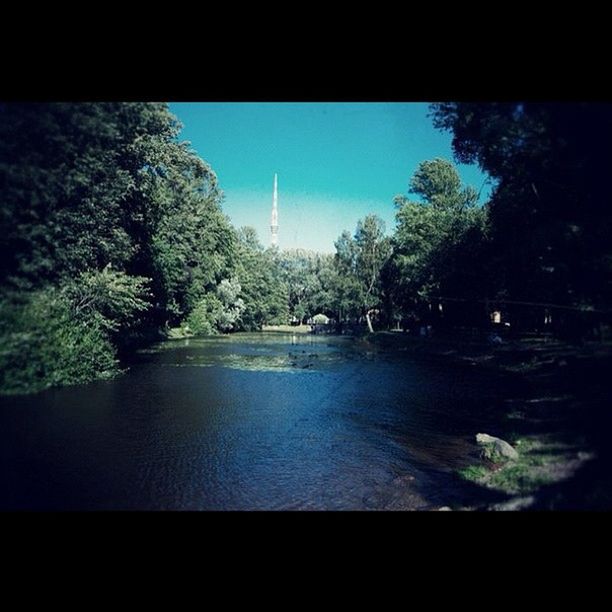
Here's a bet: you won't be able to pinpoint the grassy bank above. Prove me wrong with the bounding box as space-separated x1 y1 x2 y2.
261 324 313 334
166 324 314 338
457 436 595 510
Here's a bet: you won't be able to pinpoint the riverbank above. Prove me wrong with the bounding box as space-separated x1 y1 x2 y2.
361 331 612 510
166 324 314 339
261 324 312 334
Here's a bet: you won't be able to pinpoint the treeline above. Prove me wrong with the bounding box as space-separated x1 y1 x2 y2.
269 157 487 332
2 102 611 394
289 103 612 340
431 102 612 313
0 103 286 393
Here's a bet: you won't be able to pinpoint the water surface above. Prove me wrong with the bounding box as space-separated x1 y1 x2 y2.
0 333 507 510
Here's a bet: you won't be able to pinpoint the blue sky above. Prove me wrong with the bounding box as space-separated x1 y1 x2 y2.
169 103 491 253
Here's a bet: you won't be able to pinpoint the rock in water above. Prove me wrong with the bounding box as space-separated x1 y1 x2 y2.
476 433 519 461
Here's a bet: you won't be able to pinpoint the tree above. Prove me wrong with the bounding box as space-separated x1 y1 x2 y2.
430 103 612 316
392 158 486 324
150 171 236 325
215 279 246 332
186 279 245 335
277 249 336 323
232 228 289 330
332 216 392 333
0 267 150 394
0 102 238 392
409 158 478 210
354 215 393 332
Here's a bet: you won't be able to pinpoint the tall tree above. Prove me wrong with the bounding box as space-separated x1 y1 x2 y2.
392 158 486 322
333 215 392 333
0 102 238 392
430 103 612 314
232 228 288 330
277 249 336 323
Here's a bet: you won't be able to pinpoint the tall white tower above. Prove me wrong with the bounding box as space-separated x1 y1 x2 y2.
270 173 279 247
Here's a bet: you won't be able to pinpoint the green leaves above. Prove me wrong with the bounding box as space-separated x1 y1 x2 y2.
186 293 224 336
329 215 391 328
431 102 612 311
409 158 461 206
0 287 118 394
0 102 236 392
62 265 151 332
276 249 336 323
232 231 289 330
392 159 487 313
408 157 479 211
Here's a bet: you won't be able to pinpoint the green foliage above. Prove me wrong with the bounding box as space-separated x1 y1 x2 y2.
487 465 551 495
0 102 232 317
185 279 246 335
329 231 363 321
277 249 336 322
0 289 114 394
0 102 239 392
430 103 612 311
457 464 490 482
354 215 393 310
6 100 609 393
232 228 289 330
457 438 562 496
62 265 151 332
0 268 151 394
391 159 487 317
186 293 224 336
149 164 236 323
0 103 176 289
330 216 392 329
215 279 246 332
409 158 477 210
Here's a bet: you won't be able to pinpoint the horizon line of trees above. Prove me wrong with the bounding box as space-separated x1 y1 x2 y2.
1 102 610 394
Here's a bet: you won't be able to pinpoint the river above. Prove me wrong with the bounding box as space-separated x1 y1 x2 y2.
0 332 508 510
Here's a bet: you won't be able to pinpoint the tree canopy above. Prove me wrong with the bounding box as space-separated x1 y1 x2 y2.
430 102 612 311
3 101 609 394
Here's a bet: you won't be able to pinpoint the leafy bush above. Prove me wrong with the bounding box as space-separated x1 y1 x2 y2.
61 265 151 333
215 279 245 332
0 289 117 394
185 293 223 336
185 279 245 335
0 268 151 395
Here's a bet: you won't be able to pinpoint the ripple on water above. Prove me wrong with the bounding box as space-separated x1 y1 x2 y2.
0 332 507 510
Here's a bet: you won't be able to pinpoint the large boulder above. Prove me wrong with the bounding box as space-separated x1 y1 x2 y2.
476 433 519 461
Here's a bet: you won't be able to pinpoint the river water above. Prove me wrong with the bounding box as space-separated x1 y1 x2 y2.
0 333 508 510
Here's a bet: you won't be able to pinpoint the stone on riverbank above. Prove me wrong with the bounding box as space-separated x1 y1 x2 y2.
476 433 519 461
490 496 535 511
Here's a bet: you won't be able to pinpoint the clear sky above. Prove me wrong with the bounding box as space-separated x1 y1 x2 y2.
169 103 491 253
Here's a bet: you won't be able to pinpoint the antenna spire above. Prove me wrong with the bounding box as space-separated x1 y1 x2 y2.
271 173 279 247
